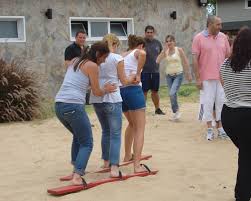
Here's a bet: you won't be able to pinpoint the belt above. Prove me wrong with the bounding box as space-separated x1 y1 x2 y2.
167 72 183 76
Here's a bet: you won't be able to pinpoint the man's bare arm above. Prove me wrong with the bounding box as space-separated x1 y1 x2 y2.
192 54 202 89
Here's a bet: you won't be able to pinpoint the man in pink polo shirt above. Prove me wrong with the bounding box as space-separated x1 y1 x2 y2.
192 15 230 141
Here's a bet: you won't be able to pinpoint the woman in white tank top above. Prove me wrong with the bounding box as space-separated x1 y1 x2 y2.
120 35 153 173
90 34 136 178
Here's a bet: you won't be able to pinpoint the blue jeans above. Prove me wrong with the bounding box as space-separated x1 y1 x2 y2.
93 102 122 165
166 73 183 113
55 102 93 176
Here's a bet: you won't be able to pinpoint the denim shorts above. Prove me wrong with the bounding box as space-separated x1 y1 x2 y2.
120 85 146 112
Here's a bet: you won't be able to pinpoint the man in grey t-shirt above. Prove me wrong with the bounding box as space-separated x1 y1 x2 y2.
141 25 165 115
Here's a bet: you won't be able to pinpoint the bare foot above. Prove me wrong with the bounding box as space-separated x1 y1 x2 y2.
62 173 73 180
110 165 125 178
123 154 133 162
71 173 84 185
134 164 150 173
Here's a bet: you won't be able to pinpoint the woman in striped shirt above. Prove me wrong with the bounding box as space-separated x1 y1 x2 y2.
220 27 251 201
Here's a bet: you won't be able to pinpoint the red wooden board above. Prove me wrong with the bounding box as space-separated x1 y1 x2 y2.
48 169 158 196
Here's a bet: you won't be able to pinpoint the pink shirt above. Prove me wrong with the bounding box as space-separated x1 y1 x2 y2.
192 30 230 81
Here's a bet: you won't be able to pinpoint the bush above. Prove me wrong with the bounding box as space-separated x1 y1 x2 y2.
0 59 39 122
178 84 198 97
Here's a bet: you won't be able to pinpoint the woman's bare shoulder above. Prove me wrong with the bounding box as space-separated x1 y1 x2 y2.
80 60 98 72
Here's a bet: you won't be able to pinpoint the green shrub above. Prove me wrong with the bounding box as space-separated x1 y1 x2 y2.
178 84 197 97
0 59 39 122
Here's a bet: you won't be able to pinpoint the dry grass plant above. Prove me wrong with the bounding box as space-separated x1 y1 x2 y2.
0 59 39 122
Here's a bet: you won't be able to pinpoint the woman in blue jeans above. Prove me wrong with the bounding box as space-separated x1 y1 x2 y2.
156 35 192 121
55 42 116 185
90 34 136 177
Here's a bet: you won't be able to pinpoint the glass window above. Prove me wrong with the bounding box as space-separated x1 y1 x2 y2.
0 21 18 38
71 21 88 37
0 16 25 42
248 0 251 7
110 22 127 36
90 22 108 37
69 17 133 41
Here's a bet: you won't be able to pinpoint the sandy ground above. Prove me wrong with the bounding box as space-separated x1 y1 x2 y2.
0 102 237 201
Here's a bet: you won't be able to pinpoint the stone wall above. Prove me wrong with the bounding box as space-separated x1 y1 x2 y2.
0 0 207 97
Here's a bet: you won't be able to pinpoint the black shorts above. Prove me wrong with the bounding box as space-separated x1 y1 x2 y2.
141 73 160 92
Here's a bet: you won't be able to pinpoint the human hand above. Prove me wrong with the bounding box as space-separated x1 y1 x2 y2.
163 45 169 54
133 74 141 84
127 73 137 84
103 83 117 93
186 74 192 83
196 80 203 90
128 70 140 84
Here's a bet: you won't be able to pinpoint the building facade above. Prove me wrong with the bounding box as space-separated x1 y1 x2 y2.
217 0 251 43
0 0 207 97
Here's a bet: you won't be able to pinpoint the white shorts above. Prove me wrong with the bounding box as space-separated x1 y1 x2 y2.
198 80 225 122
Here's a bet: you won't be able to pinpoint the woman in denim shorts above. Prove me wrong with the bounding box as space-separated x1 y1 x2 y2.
55 42 116 185
120 34 150 173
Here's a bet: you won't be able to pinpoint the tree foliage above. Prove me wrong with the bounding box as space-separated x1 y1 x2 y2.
208 0 216 4
207 0 216 15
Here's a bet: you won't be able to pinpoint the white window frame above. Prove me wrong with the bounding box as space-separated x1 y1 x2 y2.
245 0 251 9
0 16 26 43
69 17 134 42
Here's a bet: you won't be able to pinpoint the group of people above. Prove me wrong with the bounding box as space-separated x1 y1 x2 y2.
57 31 149 185
55 15 251 201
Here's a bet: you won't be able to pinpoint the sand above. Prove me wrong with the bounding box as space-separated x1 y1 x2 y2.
0 102 237 201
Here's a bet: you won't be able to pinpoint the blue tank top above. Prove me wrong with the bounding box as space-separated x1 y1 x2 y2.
55 63 90 104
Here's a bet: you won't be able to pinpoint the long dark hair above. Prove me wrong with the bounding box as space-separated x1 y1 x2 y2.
230 27 251 72
74 41 109 71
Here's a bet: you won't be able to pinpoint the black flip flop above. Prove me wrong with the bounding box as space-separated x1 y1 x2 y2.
140 164 151 173
81 177 88 187
111 170 123 179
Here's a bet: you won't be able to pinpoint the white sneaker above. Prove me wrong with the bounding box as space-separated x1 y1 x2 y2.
170 111 181 121
218 127 229 139
206 128 214 141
